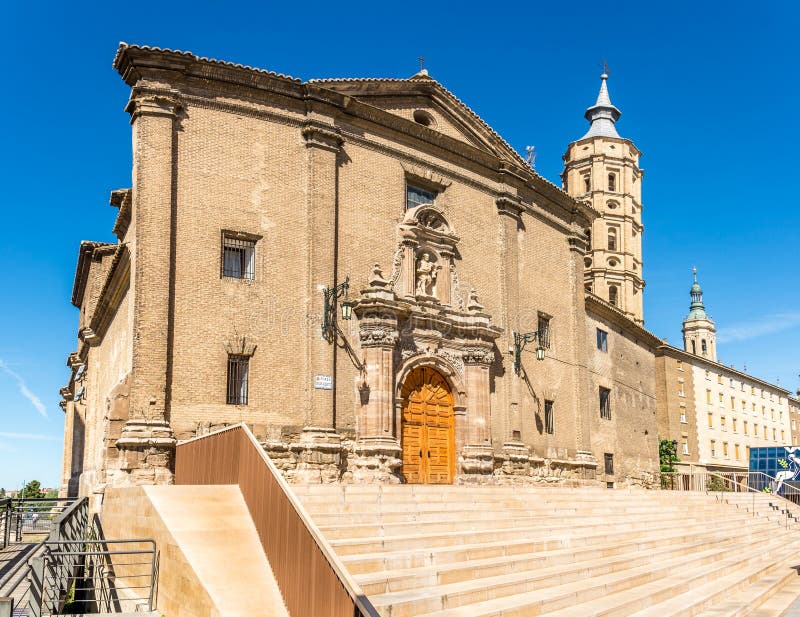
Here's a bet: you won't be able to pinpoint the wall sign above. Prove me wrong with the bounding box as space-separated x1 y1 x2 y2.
314 374 333 390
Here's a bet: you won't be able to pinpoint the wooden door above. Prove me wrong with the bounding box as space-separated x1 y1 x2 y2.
401 367 455 484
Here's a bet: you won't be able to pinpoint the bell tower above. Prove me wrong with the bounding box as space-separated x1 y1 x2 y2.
682 267 717 362
562 71 645 324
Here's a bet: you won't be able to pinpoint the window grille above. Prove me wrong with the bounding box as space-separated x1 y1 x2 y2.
599 387 611 420
604 453 614 475
538 315 551 349
544 400 554 435
222 235 256 280
406 185 436 209
226 354 249 405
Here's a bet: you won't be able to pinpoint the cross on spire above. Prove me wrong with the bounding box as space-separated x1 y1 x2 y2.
600 58 610 77
418 56 426 71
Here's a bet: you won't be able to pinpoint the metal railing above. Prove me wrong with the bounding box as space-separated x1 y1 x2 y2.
661 470 800 530
175 423 380 617
0 496 156 615
6 499 79 542
1 498 10 549
28 539 157 615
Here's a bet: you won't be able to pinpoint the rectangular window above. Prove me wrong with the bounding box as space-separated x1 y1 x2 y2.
711 440 716 457
782 430 785 442
755 424 759 437
773 428 777 441
717 375 723 385
538 314 552 349
730 396 735 410
746 445 751 460
723 442 728 457
544 400 554 435
599 387 611 420
604 453 614 475
226 354 250 405
222 234 256 280
406 184 436 209
678 382 685 397
682 442 689 455
735 444 740 460
680 409 687 423
733 418 737 433
708 412 713 428
721 416 726 431
763 426 768 438
706 389 712 405
676 360 683 371
596 328 608 352
744 421 748 435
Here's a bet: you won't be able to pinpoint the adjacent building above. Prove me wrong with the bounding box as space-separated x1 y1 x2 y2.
656 271 792 473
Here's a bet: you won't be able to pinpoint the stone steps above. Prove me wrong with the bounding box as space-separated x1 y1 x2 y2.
294 485 800 616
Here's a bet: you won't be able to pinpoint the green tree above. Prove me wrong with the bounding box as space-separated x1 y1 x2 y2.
0 487 6 498
22 480 42 499
659 438 679 473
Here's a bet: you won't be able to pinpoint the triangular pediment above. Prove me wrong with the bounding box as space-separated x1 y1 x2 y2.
311 76 524 166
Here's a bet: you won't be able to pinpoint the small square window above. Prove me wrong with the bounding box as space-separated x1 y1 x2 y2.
406 184 436 209
226 354 250 405
596 328 608 353
599 387 611 420
222 234 256 280
544 400 554 435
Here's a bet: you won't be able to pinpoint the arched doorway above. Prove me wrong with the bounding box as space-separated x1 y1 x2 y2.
400 366 455 484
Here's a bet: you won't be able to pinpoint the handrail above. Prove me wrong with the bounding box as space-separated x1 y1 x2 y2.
175 423 380 617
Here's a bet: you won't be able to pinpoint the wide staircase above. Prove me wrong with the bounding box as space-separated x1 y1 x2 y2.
293 484 800 617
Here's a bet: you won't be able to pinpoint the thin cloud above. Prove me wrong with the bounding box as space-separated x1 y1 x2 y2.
0 359 48 418
0 432 60 441
717 312 800 344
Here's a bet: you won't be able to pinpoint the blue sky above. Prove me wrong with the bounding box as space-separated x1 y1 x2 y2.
1 1 798 489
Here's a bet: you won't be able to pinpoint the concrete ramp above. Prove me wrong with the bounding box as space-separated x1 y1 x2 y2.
102 485 289 617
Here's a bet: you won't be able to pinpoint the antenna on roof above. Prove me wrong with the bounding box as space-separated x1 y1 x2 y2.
525 146 537 170
418 56 426 71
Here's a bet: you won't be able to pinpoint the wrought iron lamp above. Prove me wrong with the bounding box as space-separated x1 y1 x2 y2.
513 329 546 373
322 276 351 340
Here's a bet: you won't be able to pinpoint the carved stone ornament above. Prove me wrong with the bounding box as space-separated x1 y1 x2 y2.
359 327 398 348
224 334 257 357
368 263 389 288
462 347 494 365
467 288 485 313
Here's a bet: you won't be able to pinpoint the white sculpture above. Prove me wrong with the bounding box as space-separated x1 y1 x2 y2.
415 253 440 296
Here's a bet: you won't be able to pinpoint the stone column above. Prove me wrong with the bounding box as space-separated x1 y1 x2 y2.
350 314 402 483
293 120 344 483
568 229 598 479
459 347 495 479
496 195 530 472
115 92 179 487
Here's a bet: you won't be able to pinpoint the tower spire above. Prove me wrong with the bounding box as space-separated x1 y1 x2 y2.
582 71 622 139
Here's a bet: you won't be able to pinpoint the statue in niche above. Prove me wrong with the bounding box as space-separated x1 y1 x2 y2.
415 252 440 296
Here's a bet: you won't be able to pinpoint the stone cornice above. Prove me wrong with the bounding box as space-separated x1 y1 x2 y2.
302 121 343 152
113 43 591 231
88 244 131 344
71 241 115 308
584 293 662 349
110 188 132 240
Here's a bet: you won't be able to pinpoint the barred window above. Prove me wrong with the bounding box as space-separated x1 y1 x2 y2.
222 234 256 280
226 354 249 405
538 315 551 349
406 184 436 209
604 453 614 475
599 387 611 420
544 400 554 435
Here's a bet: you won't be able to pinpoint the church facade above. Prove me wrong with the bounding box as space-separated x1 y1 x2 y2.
59 44 661 504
